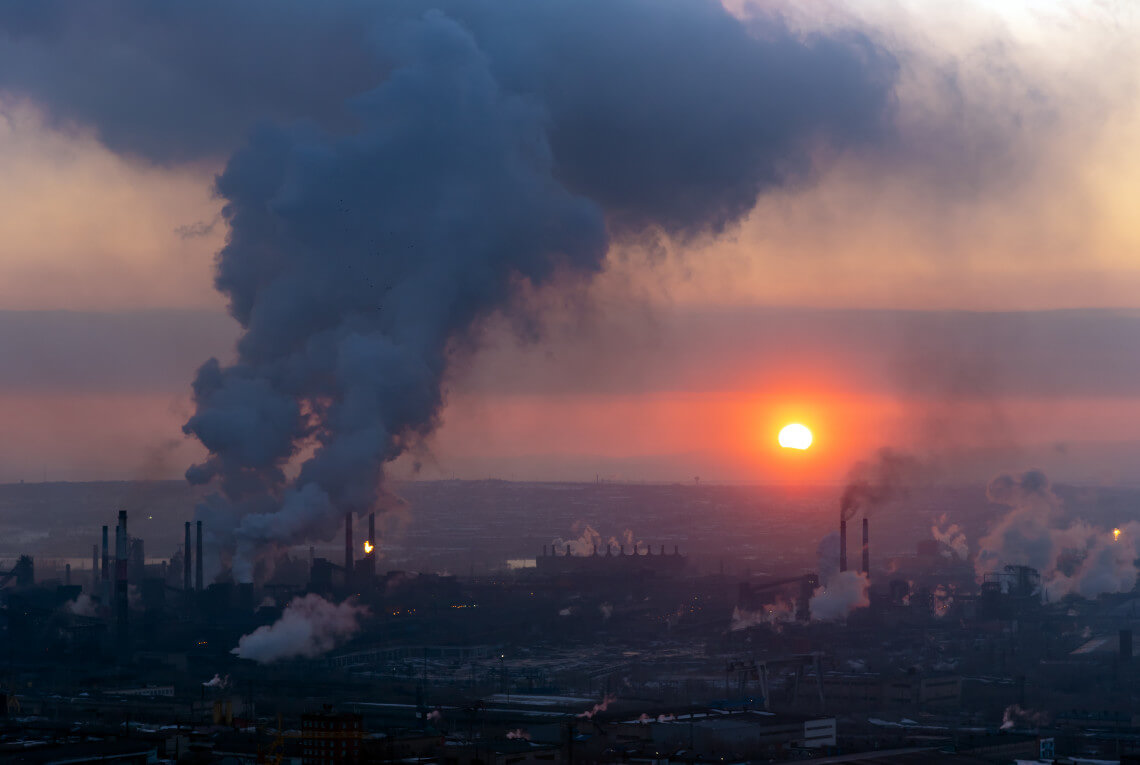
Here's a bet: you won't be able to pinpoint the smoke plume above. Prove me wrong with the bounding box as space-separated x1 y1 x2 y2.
203 673 230 689
810 570 870 621
231 593 366 663
64 593 97 617
976 469 1140 599
840 448 924 520
931 514 968 560
168 2 891 579
577 694 617 719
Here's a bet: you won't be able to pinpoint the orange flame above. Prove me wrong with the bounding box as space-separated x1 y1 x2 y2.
1114 528 1122 542
363 541 374 554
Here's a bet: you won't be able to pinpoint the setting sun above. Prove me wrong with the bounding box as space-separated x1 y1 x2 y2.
778 423 813 450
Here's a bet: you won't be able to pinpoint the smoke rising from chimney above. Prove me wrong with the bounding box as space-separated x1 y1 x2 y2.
231 593 367 663
840 448 924 521
149 1 897 580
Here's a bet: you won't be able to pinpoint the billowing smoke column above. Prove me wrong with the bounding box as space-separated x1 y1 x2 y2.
232 593 367 663
3 1 893 579
838 449 922 576
977 469 1140 599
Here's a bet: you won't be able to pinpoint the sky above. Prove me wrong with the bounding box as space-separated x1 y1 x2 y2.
0 0 1138 487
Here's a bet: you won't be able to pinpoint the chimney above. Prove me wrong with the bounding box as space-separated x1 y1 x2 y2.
345 512 353 590
367 511 376 577
184 521 192 591
840 518 848 573
115 511 129 644
862 517 870 575
195 521 203 591
101 525 109 582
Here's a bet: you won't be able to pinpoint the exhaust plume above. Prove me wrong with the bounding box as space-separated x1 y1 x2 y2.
577 694 617 719
977 469 1140 599
810 570 870 621
203 673 230 689
232 593 366 663
840 448 924 520
156 1 897 579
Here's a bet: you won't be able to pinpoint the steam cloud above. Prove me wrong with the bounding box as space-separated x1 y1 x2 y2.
976 469 1140 599
232 594 366 663
577 694 617 719
0 2 897 576
810 570 870 621
64 593 97 617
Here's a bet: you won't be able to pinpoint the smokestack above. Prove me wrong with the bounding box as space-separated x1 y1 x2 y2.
345 512 353 590
840 518 848 573
367 511 376 577
195 521 203 591
181 521 190 590
101 525 109 582
115 510 128 644
862 517 870 575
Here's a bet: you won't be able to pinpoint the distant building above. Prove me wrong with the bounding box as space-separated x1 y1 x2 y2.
797 671 961 709
302 709 363 765
535 544 685 578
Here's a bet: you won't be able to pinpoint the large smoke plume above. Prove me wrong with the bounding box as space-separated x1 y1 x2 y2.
231 594 366 663
976 469 1140 599
0 1 897 577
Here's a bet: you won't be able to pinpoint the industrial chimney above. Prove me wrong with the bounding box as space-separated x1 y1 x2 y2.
184 521 192 591
101 525 109 583
115 510 129 643
367 512 376 578
862 517 870 575
839 518 848 573
345 512 353 590
195 521 203 591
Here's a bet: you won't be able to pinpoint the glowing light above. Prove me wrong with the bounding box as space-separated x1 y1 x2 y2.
1114 528 1122 542
778 423 813 450
363 541 374 554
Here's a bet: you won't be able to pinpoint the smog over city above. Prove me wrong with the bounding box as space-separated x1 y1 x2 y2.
1 2 1140 763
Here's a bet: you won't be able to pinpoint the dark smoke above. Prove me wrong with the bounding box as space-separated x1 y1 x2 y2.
839 448 924 520
0 1 898 579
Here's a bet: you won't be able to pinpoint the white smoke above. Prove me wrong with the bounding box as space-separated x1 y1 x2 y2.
931 514 968 559
577 694 616 719
506 729 530 740
976 470 1140 599
65 593 98 617
203 673 230 689
810 571 870 621
232 594 367 663
599 602 613 621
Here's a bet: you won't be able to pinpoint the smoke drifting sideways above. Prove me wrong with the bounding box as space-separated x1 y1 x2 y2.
976 469 1140 599
0 1 897 580
840 448 925 521
182 5 896 581
231 594 367 664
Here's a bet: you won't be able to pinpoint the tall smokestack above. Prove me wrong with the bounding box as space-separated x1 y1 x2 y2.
367 512 376 578
862 517 870 575
115 510 128 644
345 512 353 591
839 518 848 573
101 525 109 583
195 520 203 591
184 521 192 591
